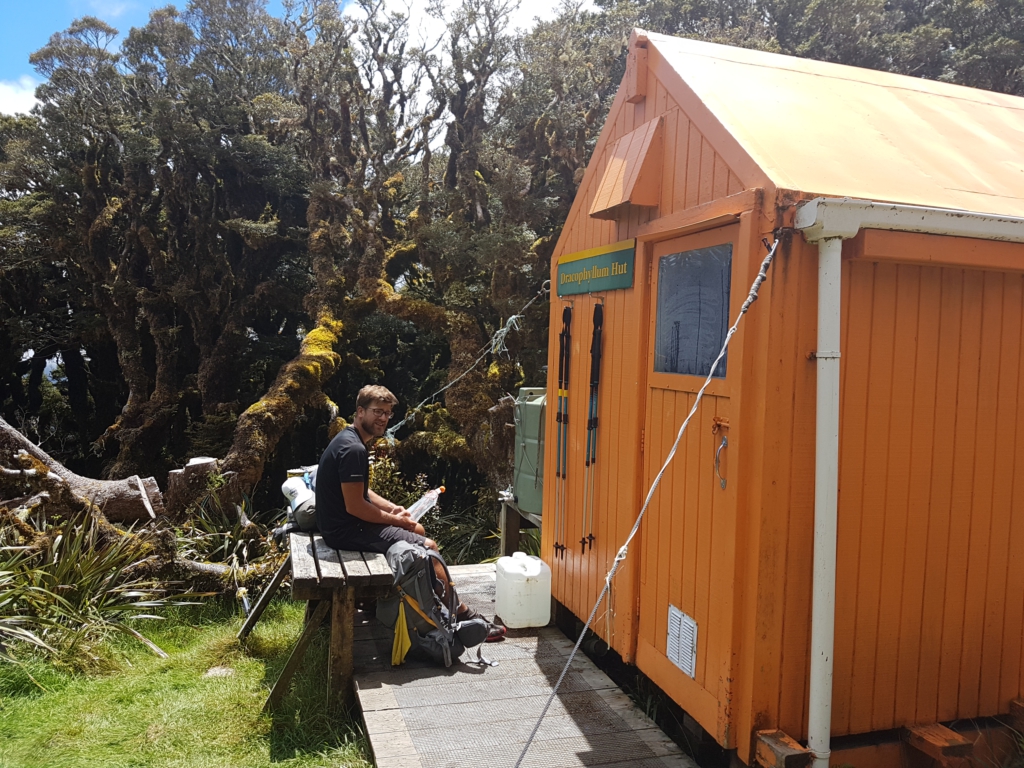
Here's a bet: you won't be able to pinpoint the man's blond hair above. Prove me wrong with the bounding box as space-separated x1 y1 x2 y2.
356 385 398 409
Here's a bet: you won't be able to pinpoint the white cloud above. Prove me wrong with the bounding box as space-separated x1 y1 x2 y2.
87 0 134 18
0 75 39 117
353 0 594 52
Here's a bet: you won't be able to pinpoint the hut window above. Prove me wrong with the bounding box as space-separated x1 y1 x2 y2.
654 244 732 377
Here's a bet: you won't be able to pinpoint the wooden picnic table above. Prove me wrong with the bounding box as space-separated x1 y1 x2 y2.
260 532 393 711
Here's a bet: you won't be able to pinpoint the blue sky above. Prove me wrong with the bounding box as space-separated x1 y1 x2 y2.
0 0 577 115
0 0 286 115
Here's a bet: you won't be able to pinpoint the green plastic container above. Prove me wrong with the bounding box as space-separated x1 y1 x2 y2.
512 387 546 516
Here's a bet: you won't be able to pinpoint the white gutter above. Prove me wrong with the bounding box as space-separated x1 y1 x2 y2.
794 197 1024 768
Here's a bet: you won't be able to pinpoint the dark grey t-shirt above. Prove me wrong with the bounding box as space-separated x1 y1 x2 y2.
315 425 369 549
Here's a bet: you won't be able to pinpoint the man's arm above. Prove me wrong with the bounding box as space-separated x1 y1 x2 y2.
368 489 405 515
341 483 414 529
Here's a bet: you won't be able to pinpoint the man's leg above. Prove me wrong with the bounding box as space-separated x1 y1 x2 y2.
423 538 469 614
423 534 506 640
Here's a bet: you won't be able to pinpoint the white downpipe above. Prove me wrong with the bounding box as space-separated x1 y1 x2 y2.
806 236 842 768
795 197 1024 768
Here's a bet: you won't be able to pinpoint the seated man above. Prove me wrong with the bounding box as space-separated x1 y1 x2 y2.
316 384 503 637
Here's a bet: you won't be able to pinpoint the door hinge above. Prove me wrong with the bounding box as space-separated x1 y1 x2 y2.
640 427 645 454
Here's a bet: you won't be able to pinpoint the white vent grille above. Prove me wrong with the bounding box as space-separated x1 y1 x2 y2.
666 605 697 678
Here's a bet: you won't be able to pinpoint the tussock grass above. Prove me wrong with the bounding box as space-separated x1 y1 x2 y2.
0 599 372 768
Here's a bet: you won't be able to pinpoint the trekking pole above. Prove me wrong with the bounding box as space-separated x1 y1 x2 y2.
558 305 572 558
554 307 568 557
581 302 603 553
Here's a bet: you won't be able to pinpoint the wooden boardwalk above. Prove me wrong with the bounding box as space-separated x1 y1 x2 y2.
353 564 698 768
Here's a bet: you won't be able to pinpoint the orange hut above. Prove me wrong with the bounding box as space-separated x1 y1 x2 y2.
542 30 1024 767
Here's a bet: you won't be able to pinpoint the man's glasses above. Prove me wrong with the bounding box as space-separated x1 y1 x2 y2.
368 407 394 420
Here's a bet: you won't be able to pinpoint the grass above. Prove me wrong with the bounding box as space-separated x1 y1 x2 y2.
0 598 372 768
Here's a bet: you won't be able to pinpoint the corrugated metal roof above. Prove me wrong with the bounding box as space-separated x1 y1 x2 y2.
648 32 1024 217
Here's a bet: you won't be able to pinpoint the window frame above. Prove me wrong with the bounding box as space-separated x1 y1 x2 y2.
646 224 741 397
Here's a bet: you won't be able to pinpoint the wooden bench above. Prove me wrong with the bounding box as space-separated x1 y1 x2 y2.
257 533 393 711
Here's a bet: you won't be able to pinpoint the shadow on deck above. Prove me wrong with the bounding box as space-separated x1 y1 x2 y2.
353 563 698 768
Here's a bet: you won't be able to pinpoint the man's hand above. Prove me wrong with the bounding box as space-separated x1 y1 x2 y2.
392 507 415 530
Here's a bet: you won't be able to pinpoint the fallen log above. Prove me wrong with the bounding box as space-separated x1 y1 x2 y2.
0 417 164 524
179 559 233 576
177 555 287 588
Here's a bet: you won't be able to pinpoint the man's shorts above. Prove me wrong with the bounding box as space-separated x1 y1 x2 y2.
336 522 426 554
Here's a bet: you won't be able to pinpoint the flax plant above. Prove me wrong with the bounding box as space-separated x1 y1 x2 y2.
0 556 56 661
175 493 281 568
1 511 192 663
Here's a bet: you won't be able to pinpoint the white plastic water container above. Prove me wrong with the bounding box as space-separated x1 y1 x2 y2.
495 552 552 628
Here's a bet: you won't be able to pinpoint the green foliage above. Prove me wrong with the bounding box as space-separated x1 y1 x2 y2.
176 493 283 569
0 599 371 768
3 0 1024 568
0 512 191 665
596 0 1024 94
368 454 429 509
518 525 542 557
0 555 58 662
981 723 1024 768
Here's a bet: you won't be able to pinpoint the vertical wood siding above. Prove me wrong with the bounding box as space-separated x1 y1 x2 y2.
762 246 1024 740
638 390 732 683
753 239 818 742
544 68 746 665
841 261 1024 732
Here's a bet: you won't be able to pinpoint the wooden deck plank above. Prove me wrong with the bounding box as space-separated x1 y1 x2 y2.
338 548 372 582
357 565 694 768
353 625 577 665
369 701 674 744
311 538 346 588
356 654 596 691
445 562 496 575
362 552 393 586
290 533 319 587
388 734 686 768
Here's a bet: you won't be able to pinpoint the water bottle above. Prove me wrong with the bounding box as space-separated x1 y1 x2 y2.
407 486 445 522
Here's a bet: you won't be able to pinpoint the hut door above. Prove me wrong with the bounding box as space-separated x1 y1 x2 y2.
636 224 740 741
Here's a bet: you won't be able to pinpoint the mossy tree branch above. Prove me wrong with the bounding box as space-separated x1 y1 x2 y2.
220 315 343 491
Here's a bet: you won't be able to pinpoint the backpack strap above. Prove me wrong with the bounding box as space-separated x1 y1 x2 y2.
399 589 438 628
467 644 498 668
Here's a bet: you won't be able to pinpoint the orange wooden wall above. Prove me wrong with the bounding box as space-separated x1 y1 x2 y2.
740 231 1024 754
544 33 1024 768
836 237 1024 734
541 83 652 662
542 48 752 666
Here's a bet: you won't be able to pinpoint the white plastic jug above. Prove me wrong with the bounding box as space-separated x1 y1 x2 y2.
495 552 552 628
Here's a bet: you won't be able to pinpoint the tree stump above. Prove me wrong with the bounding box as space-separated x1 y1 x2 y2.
165 457 219 519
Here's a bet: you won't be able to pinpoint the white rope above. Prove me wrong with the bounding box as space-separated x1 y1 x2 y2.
513 238 779 768
386 280 551 440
